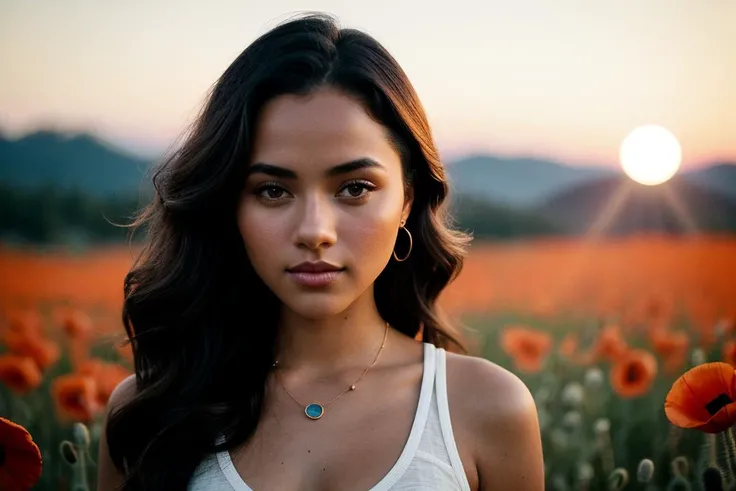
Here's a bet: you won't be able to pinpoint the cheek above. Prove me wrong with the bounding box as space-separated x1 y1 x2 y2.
340 200 401 266
237 201 283 260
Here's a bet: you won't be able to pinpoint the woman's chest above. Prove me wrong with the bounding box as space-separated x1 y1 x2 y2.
229 382 422 491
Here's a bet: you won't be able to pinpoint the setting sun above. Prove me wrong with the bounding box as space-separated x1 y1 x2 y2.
619 125 682 185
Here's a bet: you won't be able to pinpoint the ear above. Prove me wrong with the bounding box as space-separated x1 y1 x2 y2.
401 185 414 225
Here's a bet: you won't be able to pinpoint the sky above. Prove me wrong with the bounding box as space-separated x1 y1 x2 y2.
1 0 734 169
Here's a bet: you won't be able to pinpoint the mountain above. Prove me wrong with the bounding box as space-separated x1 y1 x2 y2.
682 162 736 199
445 154 619 207
1 128 734 228
447 193 562 239
0 130 153 197
535 175 736 236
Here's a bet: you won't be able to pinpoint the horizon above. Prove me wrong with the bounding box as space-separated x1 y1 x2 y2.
1 0 735 170
4 126 734 173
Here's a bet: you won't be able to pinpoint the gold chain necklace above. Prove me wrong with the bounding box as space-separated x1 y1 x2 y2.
272 321 389 420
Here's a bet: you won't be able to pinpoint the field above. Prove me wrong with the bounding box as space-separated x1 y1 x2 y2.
2 235 736 490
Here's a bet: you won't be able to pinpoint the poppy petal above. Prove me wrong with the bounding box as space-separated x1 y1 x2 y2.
0 417 43 490
665 362 736 433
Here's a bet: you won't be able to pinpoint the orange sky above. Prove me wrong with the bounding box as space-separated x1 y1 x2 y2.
1 0 734 168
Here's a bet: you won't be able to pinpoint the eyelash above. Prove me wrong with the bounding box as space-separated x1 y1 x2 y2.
253 180 377 202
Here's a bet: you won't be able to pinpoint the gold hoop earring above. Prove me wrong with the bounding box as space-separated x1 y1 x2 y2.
393 225 413 262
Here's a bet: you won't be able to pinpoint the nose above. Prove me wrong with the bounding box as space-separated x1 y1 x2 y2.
293 192 337 251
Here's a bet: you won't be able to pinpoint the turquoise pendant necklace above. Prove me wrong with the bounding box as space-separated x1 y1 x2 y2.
272 322 389 420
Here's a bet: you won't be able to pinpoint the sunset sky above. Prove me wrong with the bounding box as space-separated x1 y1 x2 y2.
1 0 734 169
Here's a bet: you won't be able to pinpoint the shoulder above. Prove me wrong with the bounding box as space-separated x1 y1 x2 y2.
108 373 139 413
445 351 545 491
445 352 534 409
96 373 138 490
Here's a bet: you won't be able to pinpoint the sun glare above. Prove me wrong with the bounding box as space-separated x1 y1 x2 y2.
619 125 682 186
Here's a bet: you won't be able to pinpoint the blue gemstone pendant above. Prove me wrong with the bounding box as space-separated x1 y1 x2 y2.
305 403 325 420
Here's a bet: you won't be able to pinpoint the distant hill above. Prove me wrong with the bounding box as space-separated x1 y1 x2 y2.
2 129 734 207
536 175 736 236
0 130 153 198
445 154 618 207
682 162 736 199
0 130 565 243
447 193 562 239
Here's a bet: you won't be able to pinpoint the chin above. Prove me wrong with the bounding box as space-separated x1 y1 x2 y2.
281 293 355 320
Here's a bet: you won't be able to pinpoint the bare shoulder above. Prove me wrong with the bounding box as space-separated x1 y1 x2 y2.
445 352 545 491
97 373 138 491
445 352 536 420
107 373 138 411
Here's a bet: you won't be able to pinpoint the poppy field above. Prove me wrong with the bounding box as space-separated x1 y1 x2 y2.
1 235 736 490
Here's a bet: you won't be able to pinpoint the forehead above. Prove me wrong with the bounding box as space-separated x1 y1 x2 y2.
249 87 399 171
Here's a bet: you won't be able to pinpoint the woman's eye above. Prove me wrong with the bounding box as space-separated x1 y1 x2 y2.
256 185 287 200
340 181 376 199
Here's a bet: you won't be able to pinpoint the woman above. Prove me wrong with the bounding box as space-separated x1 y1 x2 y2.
97 12 544 491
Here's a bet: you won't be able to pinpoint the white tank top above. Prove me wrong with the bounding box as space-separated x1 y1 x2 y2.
188 343 471 490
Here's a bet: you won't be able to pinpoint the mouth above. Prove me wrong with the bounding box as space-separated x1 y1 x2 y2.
285 261 346 287
286 261 345 274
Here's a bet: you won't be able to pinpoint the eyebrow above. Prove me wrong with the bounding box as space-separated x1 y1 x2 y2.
246 158 384 179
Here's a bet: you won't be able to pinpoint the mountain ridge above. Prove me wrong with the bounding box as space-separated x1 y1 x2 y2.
1 129 734 207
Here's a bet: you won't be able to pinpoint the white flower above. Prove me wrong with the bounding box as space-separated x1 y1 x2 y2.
562 382 585 407
563 410 582 429
584 367 604 390
577 462 595 482
594 417 611 435
691 348 706 366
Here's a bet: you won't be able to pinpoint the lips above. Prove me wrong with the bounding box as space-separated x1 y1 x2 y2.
286 261 345 288
286 261 345 273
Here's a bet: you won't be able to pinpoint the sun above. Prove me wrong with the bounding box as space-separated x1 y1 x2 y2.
619 125 682 185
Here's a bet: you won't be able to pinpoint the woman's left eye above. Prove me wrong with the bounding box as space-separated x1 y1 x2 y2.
339 181 376 199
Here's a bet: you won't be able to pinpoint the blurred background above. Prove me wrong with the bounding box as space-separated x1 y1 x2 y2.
1 1 734 490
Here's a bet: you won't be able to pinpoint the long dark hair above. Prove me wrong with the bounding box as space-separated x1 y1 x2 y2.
107 12 472 490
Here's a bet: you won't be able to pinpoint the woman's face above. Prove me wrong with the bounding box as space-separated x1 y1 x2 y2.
237 87 413 319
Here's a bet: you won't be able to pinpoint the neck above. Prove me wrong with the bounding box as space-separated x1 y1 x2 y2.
274 292 390 376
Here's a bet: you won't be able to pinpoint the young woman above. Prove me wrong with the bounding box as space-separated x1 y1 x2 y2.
97 12 544 491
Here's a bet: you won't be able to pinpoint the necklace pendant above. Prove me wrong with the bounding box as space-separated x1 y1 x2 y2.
305 403 325 420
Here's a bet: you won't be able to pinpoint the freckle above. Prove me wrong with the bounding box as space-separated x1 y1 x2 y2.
281 462 284 465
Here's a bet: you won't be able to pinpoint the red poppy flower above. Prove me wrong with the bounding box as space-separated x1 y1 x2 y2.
78 358 132 406
500 325 553 373
610 349 658 398
51 374 102 423
0 356 42 395
0 417 43 491
665 362 736 433
594 324 629 362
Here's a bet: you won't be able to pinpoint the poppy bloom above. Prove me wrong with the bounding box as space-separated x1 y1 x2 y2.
51 374 102 423
610 349 658 398
52 307 94 340
0 356 42 395
500 325 553 373
650 328 689 374
0 417 43 491
1 309 42 336
78 358 132 406
593 325 629 362
665 362 736 433
1 330 59 372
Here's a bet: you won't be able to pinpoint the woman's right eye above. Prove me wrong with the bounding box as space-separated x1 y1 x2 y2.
254 183 288 200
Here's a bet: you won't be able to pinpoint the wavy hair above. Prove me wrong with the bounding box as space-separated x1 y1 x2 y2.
107 12 472 490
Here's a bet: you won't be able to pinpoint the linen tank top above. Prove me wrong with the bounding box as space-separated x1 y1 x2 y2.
187 343 471 490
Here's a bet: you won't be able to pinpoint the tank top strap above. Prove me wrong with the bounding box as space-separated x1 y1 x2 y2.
433 346 472 491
